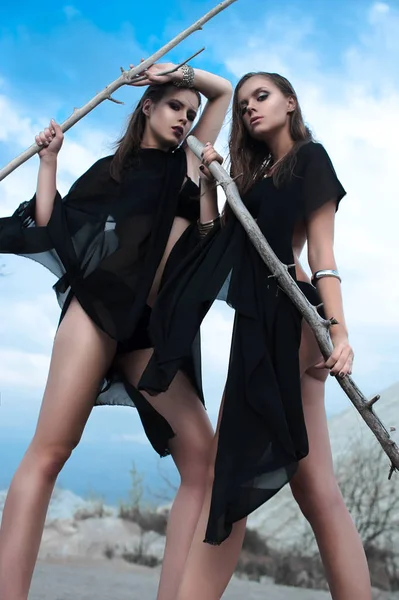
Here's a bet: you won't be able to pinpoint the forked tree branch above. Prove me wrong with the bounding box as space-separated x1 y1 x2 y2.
188 135 399 476
0 0 237 182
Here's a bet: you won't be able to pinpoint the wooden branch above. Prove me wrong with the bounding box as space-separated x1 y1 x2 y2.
187 135 399 475
0 0 237 182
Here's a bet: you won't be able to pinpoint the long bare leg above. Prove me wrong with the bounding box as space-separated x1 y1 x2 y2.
171 394 247 600
0 298 116 600
119 349 215 600
290 320 372 600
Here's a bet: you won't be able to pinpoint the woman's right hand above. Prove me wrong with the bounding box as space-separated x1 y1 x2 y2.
35 120 64 159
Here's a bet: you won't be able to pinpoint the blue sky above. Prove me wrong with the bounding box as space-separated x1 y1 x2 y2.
1 0 399 477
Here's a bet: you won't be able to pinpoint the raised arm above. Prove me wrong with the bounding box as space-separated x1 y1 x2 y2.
34 120 64 226
129 62 232 176
306 200 354 377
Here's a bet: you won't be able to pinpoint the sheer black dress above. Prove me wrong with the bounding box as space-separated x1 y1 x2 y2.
138 141 346 544
0 147 202 457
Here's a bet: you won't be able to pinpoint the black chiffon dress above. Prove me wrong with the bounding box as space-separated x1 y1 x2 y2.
0 147 203 457
138 141 346 544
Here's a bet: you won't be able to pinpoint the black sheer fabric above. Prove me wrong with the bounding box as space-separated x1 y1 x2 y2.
139 141 346 543
0 147 203 457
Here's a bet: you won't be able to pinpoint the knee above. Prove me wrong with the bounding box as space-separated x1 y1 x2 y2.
176 432 214 489
291 477 344 523
28 440 78 481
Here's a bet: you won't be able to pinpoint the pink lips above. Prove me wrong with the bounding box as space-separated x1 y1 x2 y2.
250 116 262 126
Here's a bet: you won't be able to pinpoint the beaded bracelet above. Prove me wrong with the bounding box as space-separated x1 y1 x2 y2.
173 64 195 88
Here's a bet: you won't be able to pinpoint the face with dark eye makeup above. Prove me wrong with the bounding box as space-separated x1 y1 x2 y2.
237 74 296 141
142 87 200 149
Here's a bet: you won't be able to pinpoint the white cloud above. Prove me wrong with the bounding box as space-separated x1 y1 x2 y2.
370 2 390 21
1 3 399 432
197 4 399 417
0 293 58 351
217 5 399 332
0 84 114 405
0 94 44 148
0 348 49 389
0 90 114 208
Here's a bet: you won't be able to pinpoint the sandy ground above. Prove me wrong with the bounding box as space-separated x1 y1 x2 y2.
29 558 399 600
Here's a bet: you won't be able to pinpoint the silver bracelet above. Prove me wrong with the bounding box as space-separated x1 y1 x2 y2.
311 269 341 286
173 64 195 88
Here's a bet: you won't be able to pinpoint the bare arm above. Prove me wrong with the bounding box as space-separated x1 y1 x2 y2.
173 68 232 147
197 142 224 224
129 61 231 181
35 120 64 226
307 200 354 377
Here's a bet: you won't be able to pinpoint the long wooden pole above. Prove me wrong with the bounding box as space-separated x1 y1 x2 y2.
0 0 237 182
188 135 399 476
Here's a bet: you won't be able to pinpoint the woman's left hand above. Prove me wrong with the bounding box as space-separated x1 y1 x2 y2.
127 61 177 87
199 142 223 181
316 328 354 378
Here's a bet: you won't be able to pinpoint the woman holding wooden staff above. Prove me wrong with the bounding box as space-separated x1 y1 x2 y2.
139 72 372 599
0 62 231 600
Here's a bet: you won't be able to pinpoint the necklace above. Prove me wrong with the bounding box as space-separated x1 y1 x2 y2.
264 151 290 178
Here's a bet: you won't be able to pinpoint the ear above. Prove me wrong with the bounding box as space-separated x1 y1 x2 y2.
287 95 296 114
142 99 152 117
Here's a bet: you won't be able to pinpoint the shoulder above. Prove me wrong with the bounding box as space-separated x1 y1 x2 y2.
294 141 340 181
296 141 332 166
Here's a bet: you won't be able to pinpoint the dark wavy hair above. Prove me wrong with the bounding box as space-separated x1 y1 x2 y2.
111 84 201 180
229 72 313 195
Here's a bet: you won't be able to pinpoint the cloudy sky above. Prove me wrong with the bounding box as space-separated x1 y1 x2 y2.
0 0 398 452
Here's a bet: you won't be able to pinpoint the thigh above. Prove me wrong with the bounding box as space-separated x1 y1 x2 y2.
118 349 214 463
292 321 334 492
32 297 117 450
299 319 327 377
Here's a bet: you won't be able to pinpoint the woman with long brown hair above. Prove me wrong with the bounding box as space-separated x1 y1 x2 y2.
139 72 372 599
0 62 231 600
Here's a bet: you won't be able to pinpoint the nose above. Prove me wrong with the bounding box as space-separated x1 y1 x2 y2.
179 115 188 126
246 102 257 116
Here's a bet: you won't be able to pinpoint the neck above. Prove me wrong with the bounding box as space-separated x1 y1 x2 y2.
264 127 294 161
141 128 169 152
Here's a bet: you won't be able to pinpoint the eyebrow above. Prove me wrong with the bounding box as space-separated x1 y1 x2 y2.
239 87 269 106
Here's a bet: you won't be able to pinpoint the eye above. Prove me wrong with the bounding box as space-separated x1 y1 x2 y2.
169 102 180 111
240 105 248 116
187 111 196 122
257 92 269 102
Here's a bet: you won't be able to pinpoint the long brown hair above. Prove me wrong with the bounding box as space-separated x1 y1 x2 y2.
230 72 312 195
110 84 201 180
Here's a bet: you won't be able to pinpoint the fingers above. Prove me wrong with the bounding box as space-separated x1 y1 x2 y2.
324 345 354 378
36 128 53 147
35 119 63 148
199 164 213 180
201 142 223 167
